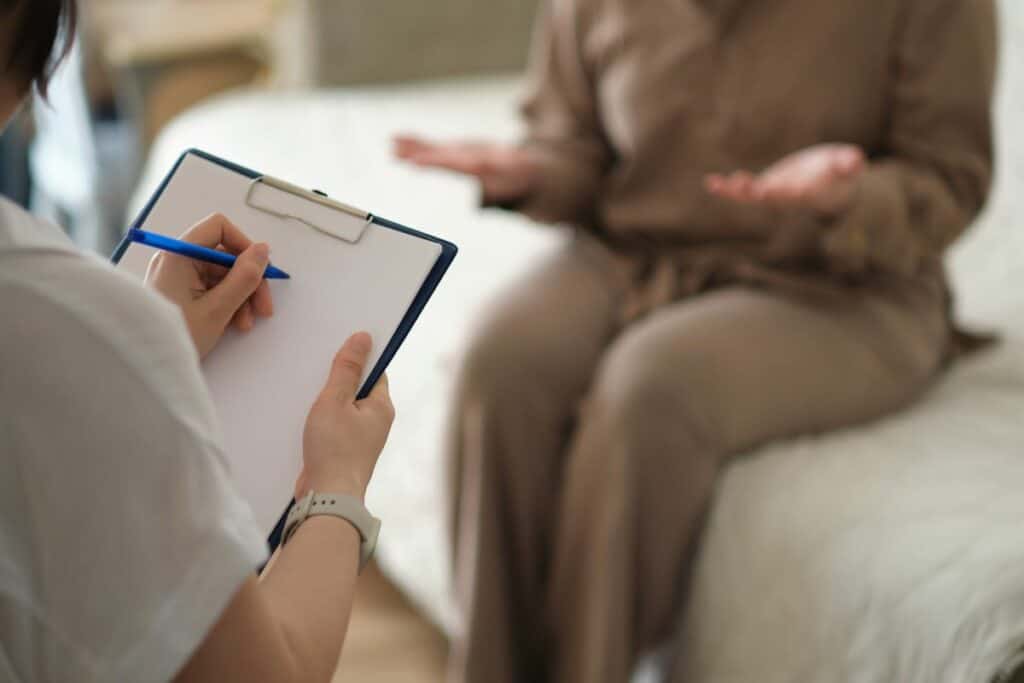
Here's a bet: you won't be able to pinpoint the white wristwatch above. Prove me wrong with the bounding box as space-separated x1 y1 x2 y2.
282 492 381 572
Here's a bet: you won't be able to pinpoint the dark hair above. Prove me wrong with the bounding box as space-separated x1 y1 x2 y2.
1 0 77 98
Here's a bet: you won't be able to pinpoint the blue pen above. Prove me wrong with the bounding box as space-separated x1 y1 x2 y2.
128 228 290 279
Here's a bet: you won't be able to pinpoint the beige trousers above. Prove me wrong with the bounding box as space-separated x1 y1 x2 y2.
447 237 948 683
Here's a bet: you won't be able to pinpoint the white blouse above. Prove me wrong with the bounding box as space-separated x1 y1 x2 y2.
0 199 266 682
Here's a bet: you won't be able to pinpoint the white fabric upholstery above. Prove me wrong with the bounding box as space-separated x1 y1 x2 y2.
130 5 1024 676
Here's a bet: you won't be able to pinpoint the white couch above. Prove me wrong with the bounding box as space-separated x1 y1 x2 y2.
129 3 1024 679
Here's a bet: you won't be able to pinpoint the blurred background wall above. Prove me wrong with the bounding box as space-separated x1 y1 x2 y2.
0 0 539 254
302 0 538 85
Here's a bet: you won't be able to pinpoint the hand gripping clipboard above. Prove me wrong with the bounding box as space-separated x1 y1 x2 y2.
113 149 457 553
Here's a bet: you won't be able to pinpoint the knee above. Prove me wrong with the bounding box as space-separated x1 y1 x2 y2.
457 297 572 412
461 264 604 398
458 316 532 402
583 332 720 457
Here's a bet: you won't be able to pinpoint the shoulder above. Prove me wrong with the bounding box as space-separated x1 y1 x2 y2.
0 238 267 683
0 229 221 445
0 197 71 250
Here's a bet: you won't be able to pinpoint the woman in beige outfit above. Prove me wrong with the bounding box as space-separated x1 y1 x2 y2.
397 0 997 681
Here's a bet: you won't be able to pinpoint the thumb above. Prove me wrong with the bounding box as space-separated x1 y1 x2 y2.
364 372 393 415
322 332 373 403
206 243 270 324
837 147 866 175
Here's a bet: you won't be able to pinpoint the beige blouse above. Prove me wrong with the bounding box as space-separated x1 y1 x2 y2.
508 0 997 319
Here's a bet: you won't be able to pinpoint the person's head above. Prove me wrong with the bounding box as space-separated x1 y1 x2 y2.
0 0 77 128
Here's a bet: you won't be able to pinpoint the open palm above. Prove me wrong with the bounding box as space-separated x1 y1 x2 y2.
705 144 866 216
394 135 538 204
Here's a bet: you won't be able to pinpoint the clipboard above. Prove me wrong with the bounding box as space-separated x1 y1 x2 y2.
113 148 457 552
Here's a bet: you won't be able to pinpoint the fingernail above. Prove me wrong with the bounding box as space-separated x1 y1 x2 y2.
353 331 372 353
253 243 270 263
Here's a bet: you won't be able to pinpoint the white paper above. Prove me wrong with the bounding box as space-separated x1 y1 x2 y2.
118 153 442 533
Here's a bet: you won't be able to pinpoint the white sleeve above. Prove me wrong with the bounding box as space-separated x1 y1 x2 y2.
0 257 268 683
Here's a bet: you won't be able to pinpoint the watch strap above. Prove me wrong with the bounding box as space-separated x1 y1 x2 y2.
282 492 381 571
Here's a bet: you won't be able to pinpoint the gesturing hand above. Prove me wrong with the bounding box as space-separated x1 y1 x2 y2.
297 333 395 501
145 213 274 359
394 135 539 205
705 144 867 217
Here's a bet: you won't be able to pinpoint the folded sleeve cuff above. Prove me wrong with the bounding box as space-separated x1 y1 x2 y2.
482 144 602 227
109 517 267 683
820 167 925 278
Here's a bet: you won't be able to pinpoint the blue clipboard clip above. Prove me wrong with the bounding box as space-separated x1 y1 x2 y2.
244 175 374 244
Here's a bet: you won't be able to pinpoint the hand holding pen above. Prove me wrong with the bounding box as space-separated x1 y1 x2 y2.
142 213 288 359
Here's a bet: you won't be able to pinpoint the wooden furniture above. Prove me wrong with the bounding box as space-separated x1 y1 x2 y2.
86 0 281 145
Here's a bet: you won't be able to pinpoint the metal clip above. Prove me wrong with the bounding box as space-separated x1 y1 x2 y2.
245 175 372 243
